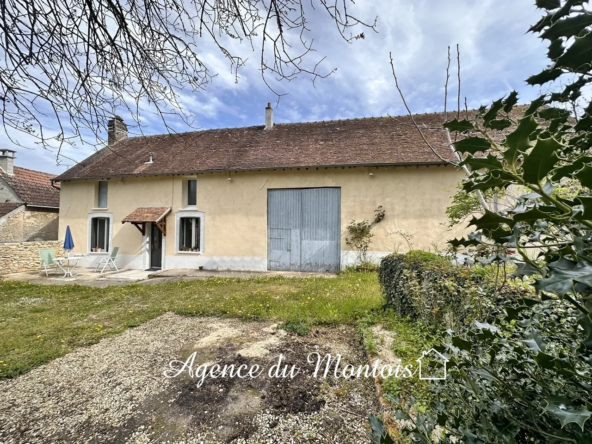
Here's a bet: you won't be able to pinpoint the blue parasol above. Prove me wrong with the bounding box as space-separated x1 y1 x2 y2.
63 225 75 254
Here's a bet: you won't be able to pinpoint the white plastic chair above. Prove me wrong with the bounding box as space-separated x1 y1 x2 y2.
95 247 119 274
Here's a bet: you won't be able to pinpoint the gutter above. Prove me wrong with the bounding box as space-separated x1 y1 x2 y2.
26 205 60 210
52 161 453 182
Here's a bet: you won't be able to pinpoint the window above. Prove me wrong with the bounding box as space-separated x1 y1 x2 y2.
91 217 110 252
187 180 196 206
179 217 201 252
98 181 108 208
175 210 204 254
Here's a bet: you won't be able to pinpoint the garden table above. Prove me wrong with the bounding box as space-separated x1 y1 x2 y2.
54 255 84 278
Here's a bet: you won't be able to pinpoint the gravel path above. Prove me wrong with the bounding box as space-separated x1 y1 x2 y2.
0 313 379 443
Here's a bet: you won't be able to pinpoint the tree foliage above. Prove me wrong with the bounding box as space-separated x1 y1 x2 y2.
0 0 375 160
373 1 592 442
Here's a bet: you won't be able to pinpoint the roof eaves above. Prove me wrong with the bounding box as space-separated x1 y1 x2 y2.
53 160 453 182
25 204 60 209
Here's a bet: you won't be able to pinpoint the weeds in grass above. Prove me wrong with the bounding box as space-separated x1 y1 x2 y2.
0 271 382 378
357 309 435 412
277 320 309 336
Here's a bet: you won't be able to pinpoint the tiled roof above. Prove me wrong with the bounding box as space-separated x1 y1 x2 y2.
122 207 171 223
0 166 60 208
54 112 461 181
0 202 23 218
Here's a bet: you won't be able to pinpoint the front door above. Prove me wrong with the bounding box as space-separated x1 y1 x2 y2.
150 223 163 269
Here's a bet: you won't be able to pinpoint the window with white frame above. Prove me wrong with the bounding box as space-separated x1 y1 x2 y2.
98 181 108 208
187 179 197 207
90 217 110 252
179 217 201 252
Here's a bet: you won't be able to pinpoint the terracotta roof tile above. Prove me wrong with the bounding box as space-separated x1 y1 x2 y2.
0 202 22 218
0 167 60 207
54 113 458 181
122 207 171 223
54 107 530 182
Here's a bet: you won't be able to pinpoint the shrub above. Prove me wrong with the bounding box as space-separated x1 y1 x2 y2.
379 251 529 330
404 249 447 264
391 295 591 443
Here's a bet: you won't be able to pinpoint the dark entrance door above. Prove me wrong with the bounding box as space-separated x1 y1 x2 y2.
150 223 163 269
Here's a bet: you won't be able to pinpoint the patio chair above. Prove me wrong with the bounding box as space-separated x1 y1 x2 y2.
39 249 57 276
95 247 120 274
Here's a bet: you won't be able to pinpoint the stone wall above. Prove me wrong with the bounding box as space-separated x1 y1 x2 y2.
0 206 24 242
0 240 65 275
0 208 59 242
23 210 60 241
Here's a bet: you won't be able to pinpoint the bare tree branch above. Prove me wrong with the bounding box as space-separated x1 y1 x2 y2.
389 52 457 166
456 43 461 121
444 45 450 122
464 97 468 120
0 0 377 161
389 49 490 212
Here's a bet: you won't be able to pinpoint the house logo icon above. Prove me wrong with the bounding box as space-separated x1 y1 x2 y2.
416 349 449 381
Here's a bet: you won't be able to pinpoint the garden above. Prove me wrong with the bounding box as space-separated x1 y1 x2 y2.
368 1 592 442
2 1 592 442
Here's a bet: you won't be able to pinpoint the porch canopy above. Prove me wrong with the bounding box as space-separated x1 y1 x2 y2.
122 207 171 236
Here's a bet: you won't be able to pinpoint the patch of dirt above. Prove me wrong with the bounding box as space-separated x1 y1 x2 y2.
130 327 373 443
0 314 380 444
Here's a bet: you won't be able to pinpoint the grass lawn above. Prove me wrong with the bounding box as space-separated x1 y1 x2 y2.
0 271 382 379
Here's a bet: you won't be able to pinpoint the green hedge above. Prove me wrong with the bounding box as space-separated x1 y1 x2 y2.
379 251 529 330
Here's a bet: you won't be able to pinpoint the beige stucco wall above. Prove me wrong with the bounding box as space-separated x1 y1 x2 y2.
58 166 467 269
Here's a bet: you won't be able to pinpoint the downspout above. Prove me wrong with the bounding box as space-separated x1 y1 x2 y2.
50 179 61 191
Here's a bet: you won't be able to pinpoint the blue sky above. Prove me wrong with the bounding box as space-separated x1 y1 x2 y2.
3 0 548 175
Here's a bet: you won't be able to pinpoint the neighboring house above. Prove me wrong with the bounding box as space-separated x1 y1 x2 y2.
53 107 467 272
0 150 60 242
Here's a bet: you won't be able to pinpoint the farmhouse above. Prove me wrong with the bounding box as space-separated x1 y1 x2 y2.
53 106 466 272
0 149 60 242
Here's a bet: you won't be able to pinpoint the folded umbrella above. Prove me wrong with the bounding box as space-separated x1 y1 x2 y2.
63 225 74 255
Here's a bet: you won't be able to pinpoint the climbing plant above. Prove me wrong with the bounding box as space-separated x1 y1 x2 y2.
346 206 385 265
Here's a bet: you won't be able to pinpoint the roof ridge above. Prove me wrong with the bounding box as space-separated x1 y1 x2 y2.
122 113 444 141
12 165 57 178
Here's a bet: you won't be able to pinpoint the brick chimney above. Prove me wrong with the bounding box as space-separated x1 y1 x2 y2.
265 103 273 130
0 149 16 175
107 115 128 145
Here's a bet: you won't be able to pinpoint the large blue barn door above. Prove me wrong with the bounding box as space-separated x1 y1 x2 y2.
267 188 341 272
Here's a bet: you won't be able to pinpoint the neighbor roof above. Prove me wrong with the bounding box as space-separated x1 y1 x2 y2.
54 113 460 182
0 202 23 218
0 167 60 208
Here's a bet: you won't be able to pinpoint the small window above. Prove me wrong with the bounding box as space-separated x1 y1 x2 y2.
179 217 201 252
98 181 108 208
91 217 110 252
187 180 197 206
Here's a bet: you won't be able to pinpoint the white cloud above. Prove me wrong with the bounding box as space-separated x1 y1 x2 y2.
0 0 550 172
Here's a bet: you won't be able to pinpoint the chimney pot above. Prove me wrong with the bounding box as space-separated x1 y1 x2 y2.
265 104 273 130
107 116 128 145
0 149 16 175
